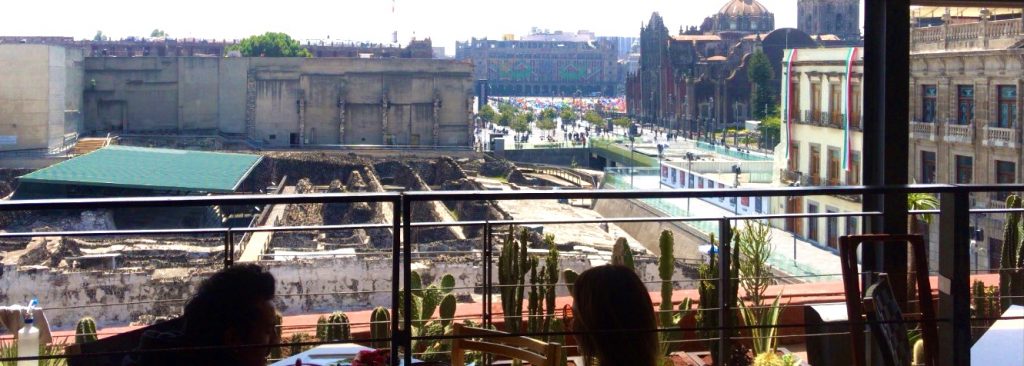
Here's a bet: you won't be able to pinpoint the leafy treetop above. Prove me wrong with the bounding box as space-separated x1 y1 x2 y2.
229 32 312 57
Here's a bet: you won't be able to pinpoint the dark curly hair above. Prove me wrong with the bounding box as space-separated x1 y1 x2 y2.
183 264 276 352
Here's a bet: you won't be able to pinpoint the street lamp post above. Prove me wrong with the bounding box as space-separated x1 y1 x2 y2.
630 133 636 189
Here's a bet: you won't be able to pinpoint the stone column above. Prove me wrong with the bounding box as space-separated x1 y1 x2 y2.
244 70 257 140
338 97 346 144
297 97 306 146
432 91 441 146
382 92 390 144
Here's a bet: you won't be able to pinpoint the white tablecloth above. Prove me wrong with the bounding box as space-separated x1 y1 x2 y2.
271 343 419 366
971 305 1024 365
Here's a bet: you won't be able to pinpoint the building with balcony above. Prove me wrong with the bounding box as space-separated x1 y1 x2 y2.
454 30 621 97
772 47 864 251
907 12 1023 270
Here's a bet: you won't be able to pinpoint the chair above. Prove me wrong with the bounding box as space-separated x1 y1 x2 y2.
838 234 939 366
65 317 184 366
450 323 561 366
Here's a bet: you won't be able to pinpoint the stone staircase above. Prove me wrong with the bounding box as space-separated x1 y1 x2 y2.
70 138 111 156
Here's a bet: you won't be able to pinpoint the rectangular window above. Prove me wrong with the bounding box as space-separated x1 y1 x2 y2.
829 84 842 125
957 85 974 125
995 160 1015 201
811 83 821 122
789 81 800 122
955 155 973 184
922 85 937 123
809 145 821 184
851 84 862 129
846 216 859 237
849 152 861 185
997 86 1018 128
788 143 800 172
826 209 839 249
807 202 819 243
827 147 841 185
921 151 936 184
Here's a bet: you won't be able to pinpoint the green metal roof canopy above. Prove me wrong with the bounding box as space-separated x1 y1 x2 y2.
19 146 263 193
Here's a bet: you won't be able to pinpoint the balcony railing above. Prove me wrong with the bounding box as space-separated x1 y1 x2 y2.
0 186 1019 365
912 18 1024 52
943 123 974 143
982 125 1017 148
910 121 937 141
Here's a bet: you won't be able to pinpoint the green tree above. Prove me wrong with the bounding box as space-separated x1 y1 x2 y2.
478 105 496 124
93 31 108 42
525 112 536 123
229 32 312 57
612 117 631 129
511 115 531 135
497 110 515 127
748 51 777 119
758 116 781 149
583 110 602 125
559 108 575 123
150 29 167 37
536 118 557 136
541 108 558 120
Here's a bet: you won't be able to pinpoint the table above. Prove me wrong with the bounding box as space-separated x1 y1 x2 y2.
970 305 1024 365
271 343 420 366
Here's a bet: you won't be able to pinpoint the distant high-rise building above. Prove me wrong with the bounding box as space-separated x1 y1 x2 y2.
797 0 861 40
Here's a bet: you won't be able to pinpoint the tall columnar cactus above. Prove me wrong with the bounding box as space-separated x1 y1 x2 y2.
370 306 391 349
611 237 635 270
1001 194 1024 310
543 236 559 338
1001 195 1021 310
75 317 98 344
657 230 675 355
498 227 529 333
317 311 351 342
694 233 740 361
528 257 543 334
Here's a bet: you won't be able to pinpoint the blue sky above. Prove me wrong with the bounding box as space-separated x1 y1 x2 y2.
1 0 854 54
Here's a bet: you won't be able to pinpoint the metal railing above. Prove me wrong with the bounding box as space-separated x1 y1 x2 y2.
0 184 1021 365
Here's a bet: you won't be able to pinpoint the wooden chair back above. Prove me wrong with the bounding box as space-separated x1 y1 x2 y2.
838 234 939 366
450 323 561 366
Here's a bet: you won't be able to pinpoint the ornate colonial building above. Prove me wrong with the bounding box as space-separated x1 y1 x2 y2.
906 11 1024 270
797 0 862 41
626 1 818 135
454 31 621 97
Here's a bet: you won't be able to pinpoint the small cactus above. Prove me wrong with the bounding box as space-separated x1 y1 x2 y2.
317 311 351 342
611 237 635 270
75 317 98 344
658 230 675 355
439 294 456 327
370 306 391 349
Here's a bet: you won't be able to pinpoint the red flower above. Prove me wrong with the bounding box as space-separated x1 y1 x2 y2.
351 349 389 366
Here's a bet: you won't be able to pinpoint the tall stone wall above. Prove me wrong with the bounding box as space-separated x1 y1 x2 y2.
0 254 693 329
82 57 474 146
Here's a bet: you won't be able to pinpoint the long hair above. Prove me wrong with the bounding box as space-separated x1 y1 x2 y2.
571 265 659 366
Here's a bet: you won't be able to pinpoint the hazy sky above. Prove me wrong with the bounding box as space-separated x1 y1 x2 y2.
1 0 860 54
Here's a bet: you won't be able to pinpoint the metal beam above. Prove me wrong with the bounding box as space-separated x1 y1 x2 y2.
937 191 972 366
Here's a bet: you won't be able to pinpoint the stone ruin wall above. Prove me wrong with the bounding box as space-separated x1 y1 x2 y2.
0 255 694 329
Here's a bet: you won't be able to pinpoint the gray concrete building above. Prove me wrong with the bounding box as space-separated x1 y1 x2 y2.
82 57 475 147
0 44 84 152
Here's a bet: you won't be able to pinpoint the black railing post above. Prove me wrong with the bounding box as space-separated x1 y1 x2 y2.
717 217 733 365
483 220 492 327
223 228 233 268
937 190 971 366
390 196 402 365
401 195 413 366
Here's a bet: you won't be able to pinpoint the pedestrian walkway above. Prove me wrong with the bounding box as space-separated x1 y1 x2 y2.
238 186 296 262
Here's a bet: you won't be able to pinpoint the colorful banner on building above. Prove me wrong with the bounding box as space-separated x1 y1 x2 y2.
782 49 797 159
842 47 858 171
